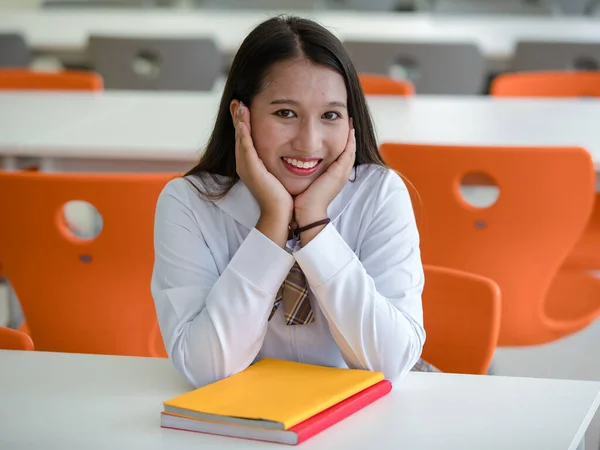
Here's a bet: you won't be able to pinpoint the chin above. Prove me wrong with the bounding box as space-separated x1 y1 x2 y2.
284 181 312 197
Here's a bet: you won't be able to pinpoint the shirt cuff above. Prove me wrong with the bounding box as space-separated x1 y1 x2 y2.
228 228 295 295
294 224 357 288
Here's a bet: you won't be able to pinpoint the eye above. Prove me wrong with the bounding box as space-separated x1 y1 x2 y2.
274 109 296 118
322 111 342 120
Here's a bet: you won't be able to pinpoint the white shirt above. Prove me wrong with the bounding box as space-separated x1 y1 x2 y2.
151 163 425 388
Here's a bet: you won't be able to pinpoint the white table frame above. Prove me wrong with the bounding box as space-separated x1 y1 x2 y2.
2 92 600 174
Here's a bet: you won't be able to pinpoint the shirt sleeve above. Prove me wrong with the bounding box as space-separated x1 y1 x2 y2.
151 180 295 388
293 179 425 381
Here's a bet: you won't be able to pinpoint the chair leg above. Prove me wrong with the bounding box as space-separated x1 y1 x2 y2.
6 280 25 330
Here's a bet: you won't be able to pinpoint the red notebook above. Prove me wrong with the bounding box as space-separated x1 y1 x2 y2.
161 379 392 445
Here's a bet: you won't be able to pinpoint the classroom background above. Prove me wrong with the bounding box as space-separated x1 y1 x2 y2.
1 0 599 449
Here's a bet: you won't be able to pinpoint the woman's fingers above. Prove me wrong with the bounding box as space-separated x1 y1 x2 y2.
342 124 357 166
235 103 250 160
235 102 262 179
328 123 356 177
234 104 242 154
236 103 251 152
237 122 253 156
239 101 251 135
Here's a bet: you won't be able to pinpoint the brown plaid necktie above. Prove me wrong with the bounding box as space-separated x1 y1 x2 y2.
269 262 315 325
411 358 441 372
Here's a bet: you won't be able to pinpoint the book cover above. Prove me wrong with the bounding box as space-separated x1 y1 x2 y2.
163 358 385 430
161 379 392 445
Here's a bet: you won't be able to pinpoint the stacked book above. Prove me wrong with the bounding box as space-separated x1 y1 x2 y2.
161 358 392 445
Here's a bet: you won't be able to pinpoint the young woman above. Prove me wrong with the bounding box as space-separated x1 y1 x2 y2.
151 15 429 389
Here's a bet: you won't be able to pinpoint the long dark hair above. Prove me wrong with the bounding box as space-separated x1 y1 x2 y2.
185 15 386 199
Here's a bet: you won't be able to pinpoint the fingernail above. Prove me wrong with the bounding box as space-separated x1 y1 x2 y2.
238 102 244 116
352 128 355 137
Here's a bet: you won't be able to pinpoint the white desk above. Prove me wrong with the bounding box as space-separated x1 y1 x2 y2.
1 91 600 173
0 350 598 450
2 9 600 62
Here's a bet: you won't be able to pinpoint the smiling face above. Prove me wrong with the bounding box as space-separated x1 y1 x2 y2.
244 57 351 196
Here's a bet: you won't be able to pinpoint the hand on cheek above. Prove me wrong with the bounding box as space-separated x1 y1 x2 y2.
234 101 294 247
293 123 356 245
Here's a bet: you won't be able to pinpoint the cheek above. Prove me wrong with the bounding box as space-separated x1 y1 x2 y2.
251 120 289 161
326 130 349 160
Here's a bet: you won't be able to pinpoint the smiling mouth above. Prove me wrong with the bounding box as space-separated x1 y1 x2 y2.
281 157 322 176
282 157 321 169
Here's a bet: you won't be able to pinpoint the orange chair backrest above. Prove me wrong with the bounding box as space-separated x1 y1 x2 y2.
381 143 595 346
0 172 178 357
0 326 34 351
490 71 600 98
0 69 103 91
421 265 500 374
563 192 600 270
359 73 415 96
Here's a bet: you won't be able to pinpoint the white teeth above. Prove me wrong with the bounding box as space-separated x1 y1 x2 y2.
283 157 319 169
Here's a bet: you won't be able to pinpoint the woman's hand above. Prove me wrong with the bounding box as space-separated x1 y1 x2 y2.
234 101 293 247
294 124 356 244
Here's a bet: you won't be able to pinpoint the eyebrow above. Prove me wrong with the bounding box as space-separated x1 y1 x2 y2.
270 99 347 108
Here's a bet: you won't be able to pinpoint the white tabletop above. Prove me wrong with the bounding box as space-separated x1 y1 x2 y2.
2 9 600 60
2 91 600 171
0 350 598 450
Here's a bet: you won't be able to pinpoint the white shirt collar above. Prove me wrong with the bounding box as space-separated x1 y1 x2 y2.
210 166 376 230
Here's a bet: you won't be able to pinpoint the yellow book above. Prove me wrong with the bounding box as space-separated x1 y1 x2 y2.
163 358 384 430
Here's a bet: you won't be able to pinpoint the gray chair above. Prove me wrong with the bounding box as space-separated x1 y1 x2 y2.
415 0 558 15
43 0 156 7
87 36 222 91
343 40 486 95
326 0 402 10
589 0 600 15
511 41 600 71
0 34 30 68
555 0 592 15
198 0 326 8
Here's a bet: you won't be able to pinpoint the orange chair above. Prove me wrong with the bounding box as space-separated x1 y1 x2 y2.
381 143 598 346
491 69 600 328
0 172 178 357
0 69 103 91
359 73 415 96
490 71 600 98
421 265 500 375
545 192 600 316
0 68 100 309
490 69 600 270
0 326 34 351
562 199 600 270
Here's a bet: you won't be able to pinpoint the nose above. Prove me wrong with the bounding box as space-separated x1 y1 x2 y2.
292 118 323 155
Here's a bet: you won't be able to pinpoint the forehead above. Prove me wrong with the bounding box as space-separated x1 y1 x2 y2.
258 58 347 104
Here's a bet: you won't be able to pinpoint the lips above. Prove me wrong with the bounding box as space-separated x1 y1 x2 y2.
281 157 322 176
